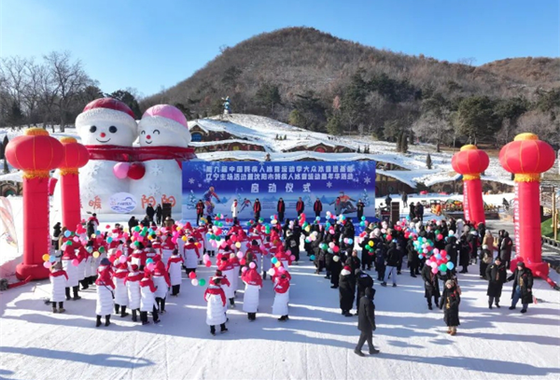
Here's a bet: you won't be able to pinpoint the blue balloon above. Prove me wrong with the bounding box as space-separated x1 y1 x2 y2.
64 230 72 237
310 255 316 260
348 238 353 244
447 262 455 270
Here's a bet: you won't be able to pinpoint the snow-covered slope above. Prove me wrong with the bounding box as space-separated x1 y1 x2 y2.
0 114 538 188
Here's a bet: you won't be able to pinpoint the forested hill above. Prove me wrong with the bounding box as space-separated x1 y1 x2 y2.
142 27 560 149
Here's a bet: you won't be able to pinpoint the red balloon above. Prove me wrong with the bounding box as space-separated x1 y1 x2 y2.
205 261 212 267
128 163 146 180
188 271 197 279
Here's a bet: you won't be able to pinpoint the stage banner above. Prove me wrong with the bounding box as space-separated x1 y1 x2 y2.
182 161 376 222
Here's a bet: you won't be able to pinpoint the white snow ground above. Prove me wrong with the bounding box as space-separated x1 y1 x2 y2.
1 254 559 380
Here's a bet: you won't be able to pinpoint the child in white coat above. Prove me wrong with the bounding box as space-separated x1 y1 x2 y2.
125 264 142 322
49 262 68 313
167 249 184 296
204 277 228 335
241 267 263 321
95 258 114 327
183 238 200 275
272 274 290 321
113 262 129 317
140 271 160 325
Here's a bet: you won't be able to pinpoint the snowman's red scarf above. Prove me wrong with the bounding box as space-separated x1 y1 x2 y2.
85 145 135 162
85 146 196 168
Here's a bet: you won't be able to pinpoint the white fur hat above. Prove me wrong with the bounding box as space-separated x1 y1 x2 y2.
76 98 137 134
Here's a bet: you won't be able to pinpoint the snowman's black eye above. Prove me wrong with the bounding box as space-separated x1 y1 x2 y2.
140 130 146 135
89 126 97 133
153 129 160 135
109 126 117 133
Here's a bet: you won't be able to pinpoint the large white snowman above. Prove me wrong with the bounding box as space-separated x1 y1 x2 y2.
129 104 193 217
75 98 138 214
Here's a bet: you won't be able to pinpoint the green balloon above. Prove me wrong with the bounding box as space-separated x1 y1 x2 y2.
198 279 206 286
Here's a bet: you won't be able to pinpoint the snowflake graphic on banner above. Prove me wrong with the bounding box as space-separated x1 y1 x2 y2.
149 183 161 196
363 176 372 185
326 181 332 188
188 178 196 185
150 163 163 176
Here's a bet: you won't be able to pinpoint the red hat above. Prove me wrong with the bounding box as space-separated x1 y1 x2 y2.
76 98 137 136
343 266 351 271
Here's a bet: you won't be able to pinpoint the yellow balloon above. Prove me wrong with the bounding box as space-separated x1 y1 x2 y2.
42 254 50 262
176 227 182 232
91 234 97 239
275 262 281 267
368 241 374 247
182 236 187 241
93 251 100 258
235 242 241 248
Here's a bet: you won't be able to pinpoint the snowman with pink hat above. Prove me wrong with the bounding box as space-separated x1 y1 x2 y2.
129 104 196 216
75 98 138 215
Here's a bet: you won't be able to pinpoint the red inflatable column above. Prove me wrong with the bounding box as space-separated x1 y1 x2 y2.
5 128 63 280
451 145 489 225
59 137 90 232
499 133 556 284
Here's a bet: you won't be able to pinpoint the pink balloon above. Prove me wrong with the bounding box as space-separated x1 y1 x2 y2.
119 256 127 263
241 266 248 273
43 261 52 269
236 251 244 259
249 262 256 269
113 162 130 179
72 259 79 266
431 267 439 274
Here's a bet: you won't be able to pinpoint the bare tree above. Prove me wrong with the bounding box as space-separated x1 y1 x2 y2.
516 110 560 148
44 51 93 132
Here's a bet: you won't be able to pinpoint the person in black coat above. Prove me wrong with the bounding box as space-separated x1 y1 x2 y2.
421 263 440 310
284 230 300 263
439 279 461 335
374 244 387 281
277 198 286 223
409 202 416 221
381 242 399 287
313 198 323 218
406 239 420 277
128 216 139 230
499 231 513 270
355 269 374 313
458 236 470 273
445 236 459 274
155 204 163 225
486 257 507 309
345 250 361 273
507 261 533 313
146 204 155 222
330 254 343 288
356 200 365 222
360 235 373 271
339 266 356 316
354 287 379 356
415 203 424 222
401 192 408 207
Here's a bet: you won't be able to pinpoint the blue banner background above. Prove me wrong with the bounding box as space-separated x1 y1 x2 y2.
182 161 376 222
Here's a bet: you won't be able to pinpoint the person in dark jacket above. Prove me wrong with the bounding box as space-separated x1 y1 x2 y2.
445 236 459 274
355 269 374 313
384 195 392 207
296 197 305 216
52 222 62 249
360 235 373 271
253 198 262 221
356 200 365 222
374 244 387 281
459 236 470 273
277 198 286 223
339 266 356 316
146 203 155 222
284 230 300 263
409 202 416 221
128 216 139 230
401 192 408 207
507 261 533 313
407 239 420 277
354 287 379 356
155 204 163 225
415 203 424 222
345 250 361 273
486 257 507 309
381 242 399 287
499 231 513 270
330 254 343 289
313 198 323 218
479 246 493 279
439 279 461 335
421 263 440 310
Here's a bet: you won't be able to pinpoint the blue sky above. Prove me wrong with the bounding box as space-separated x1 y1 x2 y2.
1 0 558 97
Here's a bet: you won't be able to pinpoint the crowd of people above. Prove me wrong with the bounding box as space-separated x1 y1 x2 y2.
46 200 534 357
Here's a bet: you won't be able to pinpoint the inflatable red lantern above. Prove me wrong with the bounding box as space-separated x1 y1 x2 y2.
59 137 89 232
499 133 556 285
451 145 489 225
5 128 64 280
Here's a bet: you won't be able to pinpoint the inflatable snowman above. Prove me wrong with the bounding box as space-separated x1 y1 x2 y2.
129 104 195 217
75 98 138 214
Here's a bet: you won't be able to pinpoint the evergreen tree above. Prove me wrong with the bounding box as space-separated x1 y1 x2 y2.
401 132 409 153
357 146 361 153
326 114 343 136
426 153 433 169
108 90 142 119
288 109 307 128
3 136 9 173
